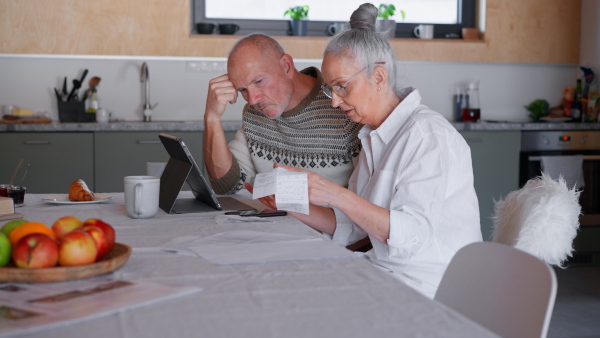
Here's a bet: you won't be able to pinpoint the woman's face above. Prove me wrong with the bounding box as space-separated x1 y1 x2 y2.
322 54 378 126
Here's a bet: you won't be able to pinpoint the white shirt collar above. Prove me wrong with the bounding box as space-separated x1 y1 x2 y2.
359 88 422 144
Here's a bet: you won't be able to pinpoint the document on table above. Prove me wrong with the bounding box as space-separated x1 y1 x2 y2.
0 277 200 338
252 167 309 214
187 230 353 265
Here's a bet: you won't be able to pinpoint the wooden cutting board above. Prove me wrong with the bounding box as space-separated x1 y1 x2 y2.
0 118 52 124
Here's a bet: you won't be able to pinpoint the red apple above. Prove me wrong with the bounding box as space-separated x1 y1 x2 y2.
82 219 115 253
52 216 83 238
81 225 109 261
12 233 59 268
58 230 98 266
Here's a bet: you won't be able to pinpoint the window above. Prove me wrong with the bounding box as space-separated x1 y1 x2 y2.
192 0 476 38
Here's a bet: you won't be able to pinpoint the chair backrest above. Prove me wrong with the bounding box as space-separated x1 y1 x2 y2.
492 173 581 267
434 242 557 338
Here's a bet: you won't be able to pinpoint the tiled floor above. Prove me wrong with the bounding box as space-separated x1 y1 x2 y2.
548 264 600 337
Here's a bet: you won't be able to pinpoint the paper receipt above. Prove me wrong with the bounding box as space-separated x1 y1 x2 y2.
252 167 309 215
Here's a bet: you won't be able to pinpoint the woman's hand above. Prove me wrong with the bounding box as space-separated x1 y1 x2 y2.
275 164 346 210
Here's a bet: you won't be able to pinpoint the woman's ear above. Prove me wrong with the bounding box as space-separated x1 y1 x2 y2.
372 65 387 88
280 54 295 78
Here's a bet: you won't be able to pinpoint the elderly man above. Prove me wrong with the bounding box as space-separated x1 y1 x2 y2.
203 33 362 195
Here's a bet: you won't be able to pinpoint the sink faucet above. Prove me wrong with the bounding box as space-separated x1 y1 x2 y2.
140 62 158 122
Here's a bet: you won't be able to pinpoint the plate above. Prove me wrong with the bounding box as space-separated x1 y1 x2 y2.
41 193 113 204
540 117 571 123
0 243 131 283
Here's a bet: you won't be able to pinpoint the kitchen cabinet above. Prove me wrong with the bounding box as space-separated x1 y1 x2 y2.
460 131 521 241
95 132 203 193
0 133 94 193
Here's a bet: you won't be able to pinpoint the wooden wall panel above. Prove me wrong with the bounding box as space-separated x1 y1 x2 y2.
0 0 581 64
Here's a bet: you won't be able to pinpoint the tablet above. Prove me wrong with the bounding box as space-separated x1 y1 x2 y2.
158 133 254 214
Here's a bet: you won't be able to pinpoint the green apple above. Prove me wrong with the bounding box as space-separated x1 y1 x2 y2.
1 219 29 237
0 232 11 267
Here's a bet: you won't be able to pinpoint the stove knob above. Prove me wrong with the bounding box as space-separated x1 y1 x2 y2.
543 137 549 145
580 138 586 145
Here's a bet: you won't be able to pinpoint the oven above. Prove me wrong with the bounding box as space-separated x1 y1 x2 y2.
520 130 600 263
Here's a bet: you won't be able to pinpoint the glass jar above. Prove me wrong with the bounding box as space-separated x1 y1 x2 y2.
461 80 481 122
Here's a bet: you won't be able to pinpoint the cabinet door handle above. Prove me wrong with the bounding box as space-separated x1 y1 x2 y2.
528 155 600 161
136 140 161 144
23 141 51 145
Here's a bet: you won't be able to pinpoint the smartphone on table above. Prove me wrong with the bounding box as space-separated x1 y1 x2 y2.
224 209 288 217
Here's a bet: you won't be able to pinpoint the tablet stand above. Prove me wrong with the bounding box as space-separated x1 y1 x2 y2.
158 157 252 214
159 157 217 214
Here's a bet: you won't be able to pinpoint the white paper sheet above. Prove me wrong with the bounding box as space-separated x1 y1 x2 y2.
0 277 200 338
187 230 353 265
252 167 309 214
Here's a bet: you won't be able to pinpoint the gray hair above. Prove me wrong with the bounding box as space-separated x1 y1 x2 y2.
324 3 403 97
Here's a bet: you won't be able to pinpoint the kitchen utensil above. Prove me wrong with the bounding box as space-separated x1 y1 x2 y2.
82 76 101 101
54 87 62 102
9 159 23 186
19 164 29 186
67 69 88 101
62 77 68 99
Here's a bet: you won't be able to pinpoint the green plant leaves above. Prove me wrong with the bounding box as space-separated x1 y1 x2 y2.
378 4 396 19
525 99 549 119
284 5 309 20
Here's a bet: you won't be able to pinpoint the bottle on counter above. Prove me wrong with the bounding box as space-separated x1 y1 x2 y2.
86 88 99 114
453 85 464 122
461 80 481 122
571 79 583 122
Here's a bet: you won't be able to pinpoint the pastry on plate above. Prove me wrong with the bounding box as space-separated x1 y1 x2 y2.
68 179 95 202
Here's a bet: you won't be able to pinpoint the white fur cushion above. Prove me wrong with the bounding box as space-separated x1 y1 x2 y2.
492 173 581 267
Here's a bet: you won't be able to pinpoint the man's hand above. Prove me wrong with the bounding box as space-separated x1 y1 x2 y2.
205 74 238 121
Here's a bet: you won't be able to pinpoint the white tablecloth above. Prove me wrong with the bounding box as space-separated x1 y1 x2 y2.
7 191 496 338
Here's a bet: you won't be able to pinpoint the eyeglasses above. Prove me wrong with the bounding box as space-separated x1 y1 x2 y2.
321 62 386 99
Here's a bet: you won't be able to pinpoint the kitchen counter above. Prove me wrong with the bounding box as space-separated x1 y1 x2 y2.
1 120 600 132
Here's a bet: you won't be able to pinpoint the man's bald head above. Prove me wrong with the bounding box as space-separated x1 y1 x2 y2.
228 34 285 67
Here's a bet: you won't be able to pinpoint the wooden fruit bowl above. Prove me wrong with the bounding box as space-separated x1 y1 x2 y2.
0 243 131 283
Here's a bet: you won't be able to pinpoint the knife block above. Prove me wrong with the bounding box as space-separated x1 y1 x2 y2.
58 101 95 122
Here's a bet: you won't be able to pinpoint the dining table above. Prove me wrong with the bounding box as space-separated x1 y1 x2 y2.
1 191 497 338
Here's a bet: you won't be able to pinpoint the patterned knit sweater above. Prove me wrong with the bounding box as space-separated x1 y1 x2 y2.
210 67 362 194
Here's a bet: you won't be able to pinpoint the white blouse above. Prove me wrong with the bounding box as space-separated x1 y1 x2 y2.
331 89 482 298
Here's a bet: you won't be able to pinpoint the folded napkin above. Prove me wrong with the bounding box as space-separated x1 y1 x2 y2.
541 155 585 189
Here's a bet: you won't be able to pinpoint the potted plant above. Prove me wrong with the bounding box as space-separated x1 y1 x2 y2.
376 4 405 39
284 5 309 36
525 99 550 121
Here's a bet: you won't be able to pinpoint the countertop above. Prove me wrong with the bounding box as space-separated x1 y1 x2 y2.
1 120 600 132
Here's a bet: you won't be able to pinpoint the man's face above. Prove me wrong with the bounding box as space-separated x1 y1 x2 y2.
228 48 293 119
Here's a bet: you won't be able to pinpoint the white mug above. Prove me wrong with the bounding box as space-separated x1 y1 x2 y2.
124 176 160 219
96 108 109 123
327 22 349 36
414 24 434 39
146 162 167 178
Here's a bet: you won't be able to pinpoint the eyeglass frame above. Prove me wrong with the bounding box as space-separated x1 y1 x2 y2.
321 62 386 99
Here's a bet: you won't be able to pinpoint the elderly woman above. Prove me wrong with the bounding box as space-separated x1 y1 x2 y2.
252 3 482 298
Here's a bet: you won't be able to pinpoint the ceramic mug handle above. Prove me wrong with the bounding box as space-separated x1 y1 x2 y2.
327 24 336 36
414 26 421 38
134 182 143 216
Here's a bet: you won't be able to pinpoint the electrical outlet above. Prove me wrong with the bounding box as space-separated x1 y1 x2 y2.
186 60 226 73
186 61 200 72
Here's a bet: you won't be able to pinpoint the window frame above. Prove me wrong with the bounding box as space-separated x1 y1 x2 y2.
192 0 476 38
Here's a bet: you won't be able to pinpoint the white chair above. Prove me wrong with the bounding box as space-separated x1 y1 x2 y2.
491 172 581 267
435 241 557 338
